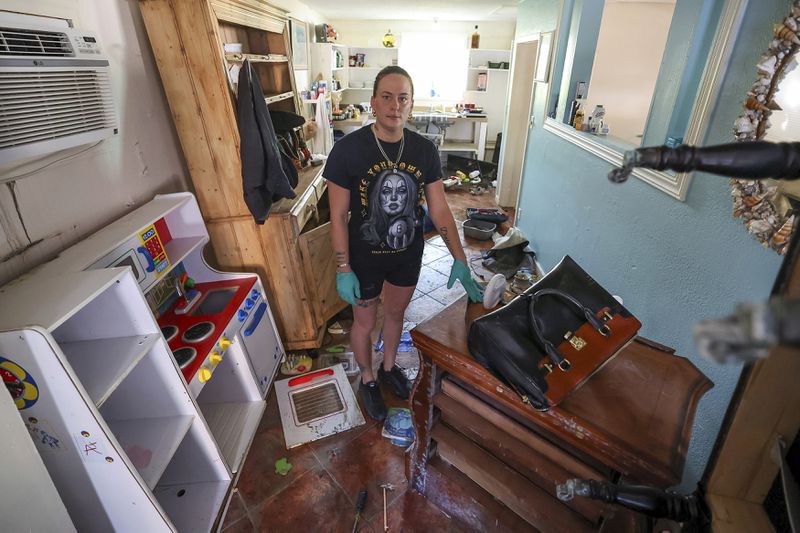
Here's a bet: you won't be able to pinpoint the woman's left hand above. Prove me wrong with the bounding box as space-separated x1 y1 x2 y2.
448 259 484 302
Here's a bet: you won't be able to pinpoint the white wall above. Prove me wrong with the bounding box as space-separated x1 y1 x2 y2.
0 0 330 286
584 1 675 144
0 1 189 285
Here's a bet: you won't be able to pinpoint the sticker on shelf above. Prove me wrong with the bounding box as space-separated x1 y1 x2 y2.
0 355 39 410
24 417 65 453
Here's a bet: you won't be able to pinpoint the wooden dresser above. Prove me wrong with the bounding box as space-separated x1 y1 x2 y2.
407 297 713 532
139 0 345 349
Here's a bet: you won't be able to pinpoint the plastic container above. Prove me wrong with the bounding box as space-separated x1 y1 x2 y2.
477 73 487 91
463 219 496 240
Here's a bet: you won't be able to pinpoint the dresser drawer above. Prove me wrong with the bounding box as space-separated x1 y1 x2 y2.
290 182 320 235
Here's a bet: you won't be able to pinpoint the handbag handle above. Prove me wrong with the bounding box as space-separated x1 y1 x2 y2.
528 288 611 372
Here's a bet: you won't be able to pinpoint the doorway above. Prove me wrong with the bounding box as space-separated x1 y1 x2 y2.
496 38 538 207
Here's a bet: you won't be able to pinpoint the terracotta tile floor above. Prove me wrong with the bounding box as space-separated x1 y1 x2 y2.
223 188 511 532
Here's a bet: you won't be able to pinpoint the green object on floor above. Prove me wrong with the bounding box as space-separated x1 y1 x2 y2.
274 458 292 476
326 344 346 353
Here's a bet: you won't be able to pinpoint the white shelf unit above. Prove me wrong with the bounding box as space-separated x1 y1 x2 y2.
464 49 511 154
0 268 229 532
345 47 398 97
311 44 399 104
59 334 159 407
310 43 350 93
0 192 286 531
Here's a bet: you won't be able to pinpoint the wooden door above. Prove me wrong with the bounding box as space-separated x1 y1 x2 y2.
496 39 538 207
298 220 343 328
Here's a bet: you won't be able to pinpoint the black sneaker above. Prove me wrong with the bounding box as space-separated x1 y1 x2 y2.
378 365 411 400
359 380 387 421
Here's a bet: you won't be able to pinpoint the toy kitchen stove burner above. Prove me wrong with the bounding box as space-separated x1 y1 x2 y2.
181 321 214 343
160 324 178 342
172 347 197 369
158 276 262 391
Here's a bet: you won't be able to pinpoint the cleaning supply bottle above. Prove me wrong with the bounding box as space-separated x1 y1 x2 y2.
471 26 480 49
592 104 606 133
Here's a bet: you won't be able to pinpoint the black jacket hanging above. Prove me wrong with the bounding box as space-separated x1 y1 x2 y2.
237 60 297 224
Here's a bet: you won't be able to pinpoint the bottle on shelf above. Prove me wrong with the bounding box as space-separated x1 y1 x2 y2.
471 26 480 49
573 102 584 131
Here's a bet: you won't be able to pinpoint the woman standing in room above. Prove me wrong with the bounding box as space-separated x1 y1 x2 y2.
325 66 483 421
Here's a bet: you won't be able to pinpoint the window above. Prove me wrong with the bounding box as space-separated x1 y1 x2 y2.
399 32 468 101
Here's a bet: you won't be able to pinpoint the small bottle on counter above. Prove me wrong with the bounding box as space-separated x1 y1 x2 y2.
592 105 605 126
573 104 584 131
471 26 480 49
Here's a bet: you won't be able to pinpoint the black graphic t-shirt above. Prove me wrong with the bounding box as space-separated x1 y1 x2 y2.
324 126 442 263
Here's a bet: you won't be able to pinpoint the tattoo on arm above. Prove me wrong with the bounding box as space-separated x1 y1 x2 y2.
336 251 347 264
439 227 451 246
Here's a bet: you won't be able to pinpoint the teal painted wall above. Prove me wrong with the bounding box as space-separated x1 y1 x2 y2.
515 0 790 490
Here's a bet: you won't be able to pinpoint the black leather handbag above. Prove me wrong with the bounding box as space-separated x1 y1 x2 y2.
467 255 641 410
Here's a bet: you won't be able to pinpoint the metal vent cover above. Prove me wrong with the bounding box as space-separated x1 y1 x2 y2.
289 381 345 425
0 27 72 57
0 69 116 150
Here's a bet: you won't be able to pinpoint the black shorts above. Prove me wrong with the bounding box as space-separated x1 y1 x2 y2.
351 253 423 300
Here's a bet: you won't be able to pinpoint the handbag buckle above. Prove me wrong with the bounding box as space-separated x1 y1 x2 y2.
558 359 572 371
543 363 553 374
569 335 587 351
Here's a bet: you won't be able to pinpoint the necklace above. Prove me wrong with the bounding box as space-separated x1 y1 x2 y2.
372 125 404 172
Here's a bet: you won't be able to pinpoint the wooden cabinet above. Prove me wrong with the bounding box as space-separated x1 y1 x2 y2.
139 0 344 349
407 297 713 531
205 166 340 350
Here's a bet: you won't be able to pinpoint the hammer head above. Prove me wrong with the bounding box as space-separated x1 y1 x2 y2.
379 482 396 491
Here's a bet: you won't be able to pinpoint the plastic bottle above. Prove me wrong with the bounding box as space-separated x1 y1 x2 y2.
592 105 605 125
471 26 480 49
573 103 584 131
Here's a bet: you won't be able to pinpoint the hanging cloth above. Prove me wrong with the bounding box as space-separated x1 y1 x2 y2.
237 59 297 224
312 98 333 155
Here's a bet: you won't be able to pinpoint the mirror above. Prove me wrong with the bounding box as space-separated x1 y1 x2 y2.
543 0 747 200
730 1 800 254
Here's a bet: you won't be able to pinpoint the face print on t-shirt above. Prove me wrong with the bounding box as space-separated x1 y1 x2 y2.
359 167 421 250
380 173 409 216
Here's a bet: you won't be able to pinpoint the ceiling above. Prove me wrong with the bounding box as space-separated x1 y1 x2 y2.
298 0 518 22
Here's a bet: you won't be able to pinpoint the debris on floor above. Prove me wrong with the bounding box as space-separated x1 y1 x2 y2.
280 352 313 375
274 458 292 476
382 407 414 447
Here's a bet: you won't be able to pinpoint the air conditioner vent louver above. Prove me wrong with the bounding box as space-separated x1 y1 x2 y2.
0 27 72 57
0 69 116 149
0 14 117 168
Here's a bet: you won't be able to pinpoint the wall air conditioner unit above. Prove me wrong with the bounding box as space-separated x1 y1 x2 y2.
0 13 118 167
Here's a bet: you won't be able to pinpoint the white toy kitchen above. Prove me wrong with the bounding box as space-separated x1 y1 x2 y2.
0 192 284 532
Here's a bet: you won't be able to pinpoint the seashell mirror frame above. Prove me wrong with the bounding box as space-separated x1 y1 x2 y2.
731 1 800 254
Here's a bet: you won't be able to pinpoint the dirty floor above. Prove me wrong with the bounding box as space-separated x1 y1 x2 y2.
221 187 513 532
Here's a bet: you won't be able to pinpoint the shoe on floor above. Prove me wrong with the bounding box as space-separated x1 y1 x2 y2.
358 380 387 421
378 364 411 400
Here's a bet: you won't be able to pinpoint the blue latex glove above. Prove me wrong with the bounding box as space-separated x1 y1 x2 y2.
447 259 484 303
336 271 361 305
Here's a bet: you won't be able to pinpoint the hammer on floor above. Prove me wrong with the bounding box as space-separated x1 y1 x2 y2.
379 482 396 531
